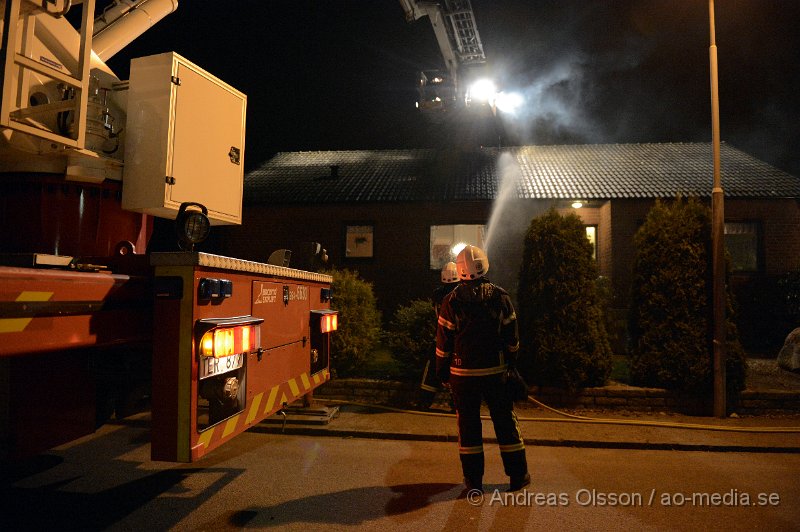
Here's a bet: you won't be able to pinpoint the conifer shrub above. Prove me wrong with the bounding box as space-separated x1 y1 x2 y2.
387 299 437 380
322 267 382 377
627 198 746 404
517 208 612 389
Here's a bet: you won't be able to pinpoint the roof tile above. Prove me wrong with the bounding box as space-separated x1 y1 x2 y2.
244 143 800 204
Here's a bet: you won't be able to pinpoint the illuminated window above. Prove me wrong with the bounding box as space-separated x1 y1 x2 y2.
585 226 597 260
430 225 485 270
725 222 760 272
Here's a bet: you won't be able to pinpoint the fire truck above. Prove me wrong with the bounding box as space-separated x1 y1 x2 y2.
0 0 337 462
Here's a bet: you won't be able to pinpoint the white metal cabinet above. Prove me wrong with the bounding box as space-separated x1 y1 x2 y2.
122 52 246 225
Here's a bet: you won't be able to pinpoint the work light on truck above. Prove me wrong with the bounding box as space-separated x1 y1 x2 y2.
176 202 211 251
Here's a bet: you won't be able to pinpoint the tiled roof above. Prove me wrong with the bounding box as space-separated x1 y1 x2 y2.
244 143 800 204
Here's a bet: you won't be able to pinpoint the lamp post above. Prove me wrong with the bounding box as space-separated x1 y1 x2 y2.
708 0 726 417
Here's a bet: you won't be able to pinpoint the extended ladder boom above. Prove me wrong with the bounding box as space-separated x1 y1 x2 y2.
399 0 485 107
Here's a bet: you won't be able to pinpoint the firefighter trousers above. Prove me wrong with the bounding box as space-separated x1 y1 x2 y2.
449 373 527 482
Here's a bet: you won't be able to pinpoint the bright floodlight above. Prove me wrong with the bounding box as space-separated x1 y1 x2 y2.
451 242 468 257
495 91 524 114
467 78 497 104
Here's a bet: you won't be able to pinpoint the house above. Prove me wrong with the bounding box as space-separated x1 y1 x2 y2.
216 143 800 348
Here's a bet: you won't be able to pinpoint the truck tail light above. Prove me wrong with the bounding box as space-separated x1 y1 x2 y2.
320 313 338 333
196 317 264 358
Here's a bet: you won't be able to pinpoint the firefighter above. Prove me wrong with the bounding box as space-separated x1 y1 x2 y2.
417 261 459 410
435 245 529 493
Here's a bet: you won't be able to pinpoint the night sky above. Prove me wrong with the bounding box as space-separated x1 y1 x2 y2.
104 1 800 176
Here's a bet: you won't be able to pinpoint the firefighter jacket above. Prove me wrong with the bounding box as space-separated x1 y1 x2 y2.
435 278 520 380
432 283 456 316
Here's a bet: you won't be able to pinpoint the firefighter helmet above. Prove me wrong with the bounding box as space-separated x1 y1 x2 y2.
441 261 459 283
455 245 489 280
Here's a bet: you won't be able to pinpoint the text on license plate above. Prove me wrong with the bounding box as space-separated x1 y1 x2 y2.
200 353 244 379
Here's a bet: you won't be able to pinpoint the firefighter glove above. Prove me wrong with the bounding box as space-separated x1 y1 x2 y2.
436 364 450 384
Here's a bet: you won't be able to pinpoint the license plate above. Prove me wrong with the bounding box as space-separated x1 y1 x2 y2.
200 353 244 379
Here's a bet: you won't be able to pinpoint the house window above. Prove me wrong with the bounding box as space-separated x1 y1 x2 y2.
345 225 374 258
725 222 760 272
430 224 485 270
585 225 597 260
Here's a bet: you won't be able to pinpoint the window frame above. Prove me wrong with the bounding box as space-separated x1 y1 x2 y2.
724 220 762 274
585 224 598 261
344 223 375 260
429 223 486 270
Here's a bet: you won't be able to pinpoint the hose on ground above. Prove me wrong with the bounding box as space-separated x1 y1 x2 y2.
321 396 800 434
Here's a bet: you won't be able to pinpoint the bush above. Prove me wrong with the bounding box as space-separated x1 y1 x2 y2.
322 267 382 377
517 208 612 389
627 198 746 405
387 299 437 380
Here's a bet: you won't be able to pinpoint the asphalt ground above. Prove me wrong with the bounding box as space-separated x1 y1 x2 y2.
255 399 800 454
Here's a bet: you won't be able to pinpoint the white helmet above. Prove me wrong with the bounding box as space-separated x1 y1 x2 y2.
441 261 459 283
455 245 489 280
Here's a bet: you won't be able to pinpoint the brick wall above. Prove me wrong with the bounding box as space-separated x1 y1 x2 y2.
601 197 800 309
608 199 654 308
215 197 800 321
217 200 492 317
598 201 613 280
725 198 800 274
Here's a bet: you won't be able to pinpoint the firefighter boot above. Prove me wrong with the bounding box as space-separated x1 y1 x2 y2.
508 472 531 492
459 449 485 493
464 476 483 493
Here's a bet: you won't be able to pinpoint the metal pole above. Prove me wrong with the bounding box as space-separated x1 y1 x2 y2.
709 0 726 417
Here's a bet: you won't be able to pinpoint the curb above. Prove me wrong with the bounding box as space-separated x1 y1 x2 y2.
247 424 800 454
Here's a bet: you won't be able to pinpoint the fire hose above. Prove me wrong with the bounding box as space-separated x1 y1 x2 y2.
321 396 800 434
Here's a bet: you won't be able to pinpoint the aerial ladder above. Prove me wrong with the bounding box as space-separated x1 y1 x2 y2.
398 0 488 112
